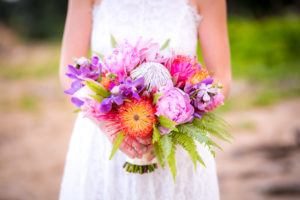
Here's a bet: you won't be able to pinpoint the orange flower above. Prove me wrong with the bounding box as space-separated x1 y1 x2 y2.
100 77 111 89
117 98 156 139
189 69 210 85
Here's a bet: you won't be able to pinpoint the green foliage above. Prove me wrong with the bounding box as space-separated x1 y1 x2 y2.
158 115 178 132
152 124 161 143
109 131 125 160
152 93 163 104
85 80 111 98
171 131 205 169
88 94 104 103
153 142 165 168
177 123 210 144
167 144 177 182
160 135 172 158
73 108 82 113
160 39 170 50
92 51 104 60
110 35 118 48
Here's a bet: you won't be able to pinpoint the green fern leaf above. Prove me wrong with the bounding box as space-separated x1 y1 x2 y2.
161 135 172 158
158 115 178 132
168 144 177 182
109 131 125 160
177 123 210 143
152 124 161 143
154 142 165 168
171 132 206 169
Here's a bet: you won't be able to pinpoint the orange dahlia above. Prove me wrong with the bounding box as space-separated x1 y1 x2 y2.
189 69 210 85
117 98 156 139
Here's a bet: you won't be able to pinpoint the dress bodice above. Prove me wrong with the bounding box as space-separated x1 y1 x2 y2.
91 0 201 56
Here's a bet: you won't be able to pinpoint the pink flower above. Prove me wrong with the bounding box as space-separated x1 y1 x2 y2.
103 41 140 82
168 55 201 88
155 86 194 134
134 37 160 62
206 93 225 111
81 98 100 118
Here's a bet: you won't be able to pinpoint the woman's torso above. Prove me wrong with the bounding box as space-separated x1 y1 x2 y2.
91 0 201 56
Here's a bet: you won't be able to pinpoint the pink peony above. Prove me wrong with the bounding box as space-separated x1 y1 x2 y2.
155 86 194 134
134 37 160 62
103 41 140 82
206 93 225 111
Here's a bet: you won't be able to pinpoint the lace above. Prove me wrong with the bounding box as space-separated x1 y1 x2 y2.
91 0 202 56
60 1 220 199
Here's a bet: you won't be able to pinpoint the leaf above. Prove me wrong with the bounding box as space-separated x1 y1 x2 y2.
85 80 111 98
152 93 163 104
109 131 125 160
171 132 206 169
110 34 118 48
158 115 178 132
160 39 170 50
177 123 210 144
152 124 161 143
73 108 82 113
160 135 172 158
154 142 165 168
88 94 104 103
167 144 177 182
92 51 104 60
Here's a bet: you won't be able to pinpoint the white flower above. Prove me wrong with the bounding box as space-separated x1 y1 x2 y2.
130 62 172 92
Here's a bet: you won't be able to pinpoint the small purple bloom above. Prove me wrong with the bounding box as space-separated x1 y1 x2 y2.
64 80 83 95
184 77 219 117
99 77 145 112
71 97 84 107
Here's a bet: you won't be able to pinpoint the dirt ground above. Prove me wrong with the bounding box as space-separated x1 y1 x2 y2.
0 76 300 200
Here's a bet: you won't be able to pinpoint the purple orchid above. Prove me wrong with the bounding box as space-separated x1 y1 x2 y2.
64 56 102 96
99 77 145 112
119 77 145 100
184 78 219 118
66 56 102 81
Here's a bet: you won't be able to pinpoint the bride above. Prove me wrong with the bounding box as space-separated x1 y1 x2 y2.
59 0 231 199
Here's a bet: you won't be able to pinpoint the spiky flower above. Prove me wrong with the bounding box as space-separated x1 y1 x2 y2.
117 98 156 139
130 62 172 92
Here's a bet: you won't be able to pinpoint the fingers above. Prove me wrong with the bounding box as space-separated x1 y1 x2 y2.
146 150 156 162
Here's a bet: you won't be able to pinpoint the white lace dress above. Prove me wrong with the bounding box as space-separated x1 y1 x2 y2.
59 0 220 199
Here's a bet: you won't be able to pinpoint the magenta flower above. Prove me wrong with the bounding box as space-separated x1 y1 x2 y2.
167 55 200 88
155 86 194 134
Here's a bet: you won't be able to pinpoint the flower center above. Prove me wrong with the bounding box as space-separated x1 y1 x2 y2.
133 114 140 121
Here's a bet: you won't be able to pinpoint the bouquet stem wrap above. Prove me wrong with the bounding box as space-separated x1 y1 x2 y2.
124 153 158 174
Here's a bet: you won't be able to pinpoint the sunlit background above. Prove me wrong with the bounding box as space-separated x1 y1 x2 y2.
0 0 300 199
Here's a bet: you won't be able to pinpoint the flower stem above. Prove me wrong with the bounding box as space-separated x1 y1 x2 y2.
123 162 158 174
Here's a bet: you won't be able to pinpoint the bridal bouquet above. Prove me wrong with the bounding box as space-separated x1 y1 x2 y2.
64 36 232 181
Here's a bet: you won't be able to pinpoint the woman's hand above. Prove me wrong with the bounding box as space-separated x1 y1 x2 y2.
91 118 155 160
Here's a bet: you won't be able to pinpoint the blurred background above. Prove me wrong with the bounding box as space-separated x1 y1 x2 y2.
0 0 300 199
